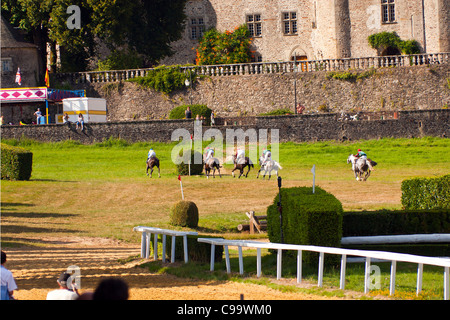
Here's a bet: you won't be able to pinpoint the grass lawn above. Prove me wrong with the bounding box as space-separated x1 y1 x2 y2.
1 136 449 299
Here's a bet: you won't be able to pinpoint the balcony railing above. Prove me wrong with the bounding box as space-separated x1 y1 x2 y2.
59 52 449 84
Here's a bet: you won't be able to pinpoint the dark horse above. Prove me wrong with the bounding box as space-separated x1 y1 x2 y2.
204 157 222 179
146 156 161 178
231 155 254 178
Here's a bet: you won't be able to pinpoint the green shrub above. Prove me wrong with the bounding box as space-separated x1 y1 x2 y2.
128 66 196 95
266 186 343 265
169 104 212 122
176 149 204 176
343 209 450 236
1 143 33 180
196 25 251 65
170 200 199 228
368 31 421 55
401 175 449 210
259 108 293 116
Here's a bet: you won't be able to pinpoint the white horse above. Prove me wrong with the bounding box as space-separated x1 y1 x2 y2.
257 156 282 180
347 154 376 181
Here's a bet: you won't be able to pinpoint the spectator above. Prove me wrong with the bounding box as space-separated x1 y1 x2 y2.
63 113 70 124
296 104 305 114
93 278 129 300
210 111 215 126
76 113 84 131
185 106 192 119
34 108 43 124
1 251 18 300
46 272 79 300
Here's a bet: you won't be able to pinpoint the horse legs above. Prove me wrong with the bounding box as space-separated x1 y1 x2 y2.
256 169 261 179
157 166 161 178
245 165 251 178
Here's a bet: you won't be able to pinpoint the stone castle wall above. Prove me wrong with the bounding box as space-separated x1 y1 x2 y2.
1 109 448 145
72 64 449 121
162 0 450 65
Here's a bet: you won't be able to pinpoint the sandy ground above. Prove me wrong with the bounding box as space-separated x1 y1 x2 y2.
3 236 360 301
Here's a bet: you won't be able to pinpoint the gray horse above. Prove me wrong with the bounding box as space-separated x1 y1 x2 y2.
347 154 377 181
204 157 222 179
257 155 282 180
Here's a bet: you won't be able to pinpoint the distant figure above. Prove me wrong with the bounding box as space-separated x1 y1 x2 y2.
210 111 215 126
34 108 43 124
63 113 69 124
296 104 305 114
185 106 192 119
76 113 84 130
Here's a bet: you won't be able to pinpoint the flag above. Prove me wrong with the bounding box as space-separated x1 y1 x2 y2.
15 68 21 86
178 175 181 181
44 68 50 87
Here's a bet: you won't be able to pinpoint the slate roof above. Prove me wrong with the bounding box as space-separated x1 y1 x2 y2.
1 15 38 49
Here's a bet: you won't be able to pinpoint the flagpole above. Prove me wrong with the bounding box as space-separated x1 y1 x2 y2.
178 175 184 200
311 164 316 194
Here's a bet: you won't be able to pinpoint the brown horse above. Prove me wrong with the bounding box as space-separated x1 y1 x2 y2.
204 157 222 179
146 156 161 178
231 155 254 178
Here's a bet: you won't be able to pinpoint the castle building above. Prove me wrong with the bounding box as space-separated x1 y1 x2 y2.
161 0 450 65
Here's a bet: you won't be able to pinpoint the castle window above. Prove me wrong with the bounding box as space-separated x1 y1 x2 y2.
381 0 396 23
1 58 12 73
247 14 262 37
190 18 205 40
282 12 298 35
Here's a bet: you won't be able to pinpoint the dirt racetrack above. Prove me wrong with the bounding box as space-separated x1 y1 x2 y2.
4 236 361 301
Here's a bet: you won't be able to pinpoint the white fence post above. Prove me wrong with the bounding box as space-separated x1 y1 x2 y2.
340 254 347 290
318 252 324 287
390 260 397 296
417 263 424 296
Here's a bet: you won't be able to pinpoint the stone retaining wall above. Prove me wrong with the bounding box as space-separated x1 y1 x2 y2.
1 109 447 144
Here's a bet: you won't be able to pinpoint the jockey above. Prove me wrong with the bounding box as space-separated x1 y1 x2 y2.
355 149 373 170
235 148 245 164
205 147 214 161
147 148 156 162
261 149 271 166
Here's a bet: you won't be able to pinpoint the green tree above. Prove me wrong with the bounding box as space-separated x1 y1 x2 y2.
2 0 188 72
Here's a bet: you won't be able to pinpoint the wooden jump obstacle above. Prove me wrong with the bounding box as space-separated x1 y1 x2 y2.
237 211 267 234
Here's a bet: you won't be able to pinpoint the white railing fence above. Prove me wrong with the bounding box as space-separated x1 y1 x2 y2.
59 52 449 84
197 238 450 300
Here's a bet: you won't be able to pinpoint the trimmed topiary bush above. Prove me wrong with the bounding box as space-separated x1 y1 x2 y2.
401 175 449 210
176 149 204 176
170 200 199 228
1 143 33 180
343 209 450 236
267 186 343 265
169 104 212 122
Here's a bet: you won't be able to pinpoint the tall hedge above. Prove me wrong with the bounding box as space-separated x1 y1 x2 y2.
267 186 343 264
401 175 449 210
343 209 450 236
1 143 33 180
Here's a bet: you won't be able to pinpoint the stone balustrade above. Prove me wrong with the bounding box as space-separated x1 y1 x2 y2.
59 52 449 84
